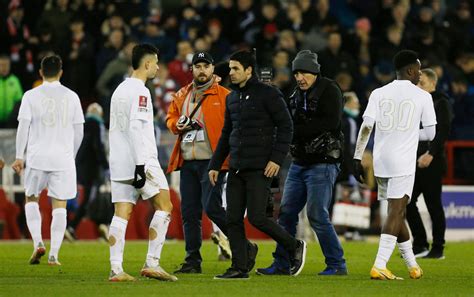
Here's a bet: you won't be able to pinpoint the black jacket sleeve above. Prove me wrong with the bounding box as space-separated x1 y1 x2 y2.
429 97 453 157
208 94 232 171
265 87 293 166
308 82 343 135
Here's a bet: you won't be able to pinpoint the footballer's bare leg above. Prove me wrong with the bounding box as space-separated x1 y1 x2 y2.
25 195 45 264
108 202 136 282
141 190 177 281
47 199 67 265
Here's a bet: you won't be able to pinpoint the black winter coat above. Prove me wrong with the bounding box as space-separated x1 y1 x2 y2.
209 76 293 171
287 76 344 165
417 90 453 173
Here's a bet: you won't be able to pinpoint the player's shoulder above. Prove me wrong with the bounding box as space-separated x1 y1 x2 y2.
60 85 81 101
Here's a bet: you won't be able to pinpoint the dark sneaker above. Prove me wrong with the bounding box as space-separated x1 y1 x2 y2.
413 246 429 258
289 240 307 276
247 242 258 271
256 263 290 275
318 267 348 275
214 267 249 280
174 262 202 274
422 248 445 259
64 227 77 242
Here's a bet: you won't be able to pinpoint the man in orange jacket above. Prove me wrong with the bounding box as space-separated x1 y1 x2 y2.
166 52 230 273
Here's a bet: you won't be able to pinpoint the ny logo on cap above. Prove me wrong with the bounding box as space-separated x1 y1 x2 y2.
198 53 205 57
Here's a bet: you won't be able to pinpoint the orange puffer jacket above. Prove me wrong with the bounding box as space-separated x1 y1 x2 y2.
166 76 230 173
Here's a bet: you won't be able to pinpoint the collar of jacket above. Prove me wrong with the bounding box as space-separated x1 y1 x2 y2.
183 74 223 96
230 75 259 92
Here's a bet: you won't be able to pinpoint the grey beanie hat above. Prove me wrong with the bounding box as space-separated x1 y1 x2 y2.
292 50 320 74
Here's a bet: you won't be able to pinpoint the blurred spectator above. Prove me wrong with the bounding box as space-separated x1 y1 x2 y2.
62 16 95 102
318 31 357 79
38 0 73 57
373 25 405 62
335 71 354 93
271 49 292 95
96 29 124 76
450 75 474 140
445 1 473 56
276 30 298 61
179 5 202 41
340 91 360 182
140 20 175 63
235 0 258 44
313 0 339 33
75 0 106 42
100 13 130 42
207 19 231 62
65 103 110 241
152 62 178 115
0 55 23 128
1 2 36 87
168 40 193 87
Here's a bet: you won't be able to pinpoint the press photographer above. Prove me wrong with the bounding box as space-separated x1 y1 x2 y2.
257 50 347 276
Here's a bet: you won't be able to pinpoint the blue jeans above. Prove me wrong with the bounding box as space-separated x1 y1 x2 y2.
273 163 346 270
179 160 226 265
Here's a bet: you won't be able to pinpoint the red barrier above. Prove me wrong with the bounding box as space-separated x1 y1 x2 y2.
444 140 474 185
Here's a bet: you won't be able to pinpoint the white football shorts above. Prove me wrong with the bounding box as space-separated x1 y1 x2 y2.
111 164 169 204
25 167 77 200
376 174 415 203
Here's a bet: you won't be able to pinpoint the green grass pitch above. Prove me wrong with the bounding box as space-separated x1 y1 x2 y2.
0 241 472 296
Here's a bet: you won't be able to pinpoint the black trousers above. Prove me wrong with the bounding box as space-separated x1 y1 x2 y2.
406 162 446 250
226 169 297 271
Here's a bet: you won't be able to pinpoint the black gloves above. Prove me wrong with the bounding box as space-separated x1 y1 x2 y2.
132 165 146 189
353 159 365 184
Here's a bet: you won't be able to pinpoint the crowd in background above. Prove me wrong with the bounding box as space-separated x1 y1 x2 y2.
0 0 473 168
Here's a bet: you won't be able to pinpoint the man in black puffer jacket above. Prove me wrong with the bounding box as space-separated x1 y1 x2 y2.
209 50 307 279
258 50 347 276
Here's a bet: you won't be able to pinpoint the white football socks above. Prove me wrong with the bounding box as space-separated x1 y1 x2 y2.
49 208 67 259
398 240 418 268
374 234 397 269
109 216 128 273
25 202 43 248
146 210 171 268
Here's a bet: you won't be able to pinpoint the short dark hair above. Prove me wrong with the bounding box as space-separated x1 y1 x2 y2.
393 50 419 71
41 54 62 77
229 50 256 74
131 43 159 70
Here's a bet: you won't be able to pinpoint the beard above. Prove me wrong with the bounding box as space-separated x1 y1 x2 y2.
194 74 212 85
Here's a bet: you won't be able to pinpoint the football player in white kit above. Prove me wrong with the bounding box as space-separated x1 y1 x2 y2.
107 43 177 282
12 55 85 266
353 50 437 280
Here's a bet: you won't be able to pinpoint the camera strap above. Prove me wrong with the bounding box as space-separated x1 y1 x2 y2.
188 94 209 120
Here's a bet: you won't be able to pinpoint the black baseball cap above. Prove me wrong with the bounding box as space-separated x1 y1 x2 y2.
192 52 214 65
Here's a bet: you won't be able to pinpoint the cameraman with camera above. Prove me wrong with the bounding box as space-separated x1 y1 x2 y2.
166 52 231 273
258 50 347 276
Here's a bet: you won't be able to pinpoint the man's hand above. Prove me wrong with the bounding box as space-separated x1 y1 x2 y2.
12 159 24 175
264 161 280 178
132 165 146 189
208 170 219 186
353 159 365 183
417 152 434 168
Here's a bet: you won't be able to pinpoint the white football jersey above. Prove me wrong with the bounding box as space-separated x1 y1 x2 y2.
17 81 85 171
363 80 437 177
109 77 159 181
